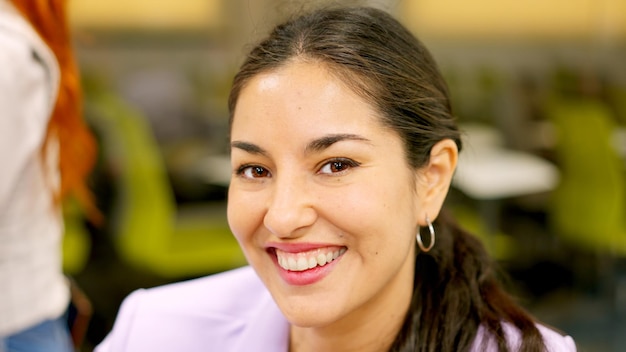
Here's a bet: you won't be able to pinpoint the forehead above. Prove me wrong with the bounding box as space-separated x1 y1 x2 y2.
230 60 388 140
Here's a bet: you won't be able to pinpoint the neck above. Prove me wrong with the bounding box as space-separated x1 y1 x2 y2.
289 254 415 352
289 312 407 352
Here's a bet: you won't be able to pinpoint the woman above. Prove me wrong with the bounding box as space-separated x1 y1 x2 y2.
0 0 97 350
96 6 575 351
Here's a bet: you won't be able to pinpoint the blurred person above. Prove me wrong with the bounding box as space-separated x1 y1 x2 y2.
95 6 576 352
0 0 98 351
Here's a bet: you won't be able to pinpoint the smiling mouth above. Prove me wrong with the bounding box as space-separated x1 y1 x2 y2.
275 247 347 272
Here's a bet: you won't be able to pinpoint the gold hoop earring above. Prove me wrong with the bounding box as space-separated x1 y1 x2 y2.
417 215 435 252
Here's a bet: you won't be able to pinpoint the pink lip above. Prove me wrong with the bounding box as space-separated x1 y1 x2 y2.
265 241 344 253
266 243 346 286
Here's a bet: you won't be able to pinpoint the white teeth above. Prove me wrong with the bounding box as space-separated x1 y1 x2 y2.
308 257 317 269
277 248 346 272
288 257 297 270
316 253 327 266
296 257 308 271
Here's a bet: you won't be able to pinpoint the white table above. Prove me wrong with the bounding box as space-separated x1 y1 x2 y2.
452 125 561 241
194 155 232 187
453 147 560 201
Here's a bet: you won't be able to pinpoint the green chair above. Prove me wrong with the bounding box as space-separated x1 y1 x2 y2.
86 91 246 279
546 98 626 256
607 85 626 126
545 97 626 349
448 201 516 262
62 198 91 275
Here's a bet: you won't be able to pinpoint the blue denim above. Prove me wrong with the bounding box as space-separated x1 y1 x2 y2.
0 315 73 352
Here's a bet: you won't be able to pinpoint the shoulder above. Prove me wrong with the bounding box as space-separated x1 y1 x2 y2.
95 266 289 352
0 0 59 111
472 322 577 352
534 324 577 352
129 265 271 318
0 1 57 70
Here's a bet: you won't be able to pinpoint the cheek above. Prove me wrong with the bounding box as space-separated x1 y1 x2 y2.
321 182 416 240
227 189 262 246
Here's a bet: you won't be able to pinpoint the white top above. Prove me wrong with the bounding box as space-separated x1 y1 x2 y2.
96 266 576 351
0 0 68 336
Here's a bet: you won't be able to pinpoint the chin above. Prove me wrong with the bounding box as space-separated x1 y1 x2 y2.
277 297 345 328
284 312 336 329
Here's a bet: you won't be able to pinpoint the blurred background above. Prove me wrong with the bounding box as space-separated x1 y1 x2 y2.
61 0 626 350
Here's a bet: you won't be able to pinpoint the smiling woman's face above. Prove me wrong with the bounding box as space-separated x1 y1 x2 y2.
227 60 426 329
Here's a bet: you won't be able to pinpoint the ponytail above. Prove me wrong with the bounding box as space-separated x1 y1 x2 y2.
390 210 546 351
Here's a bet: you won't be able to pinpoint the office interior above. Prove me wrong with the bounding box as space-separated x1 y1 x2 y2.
60 0 626 350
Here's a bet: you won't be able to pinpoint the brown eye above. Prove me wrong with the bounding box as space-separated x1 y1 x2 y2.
319 158 360 175
239 165 271 179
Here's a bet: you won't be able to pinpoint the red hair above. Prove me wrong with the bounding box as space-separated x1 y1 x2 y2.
10 0 100 223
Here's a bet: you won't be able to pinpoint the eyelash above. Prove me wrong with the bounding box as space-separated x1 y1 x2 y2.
235 158 361 180
318 158 361 175
235 164 270 179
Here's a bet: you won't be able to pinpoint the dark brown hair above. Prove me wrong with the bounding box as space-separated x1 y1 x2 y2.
228 6 546 352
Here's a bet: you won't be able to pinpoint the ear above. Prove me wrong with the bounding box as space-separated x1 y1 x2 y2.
416 139 458 224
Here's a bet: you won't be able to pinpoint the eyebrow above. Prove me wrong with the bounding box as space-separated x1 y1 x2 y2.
230 141 268 156
304 134 371 154
230 133 371 156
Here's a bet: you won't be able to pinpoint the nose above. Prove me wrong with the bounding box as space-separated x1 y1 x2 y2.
263 175 317 238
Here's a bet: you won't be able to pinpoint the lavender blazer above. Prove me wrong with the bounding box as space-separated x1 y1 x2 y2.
95 266 576 351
